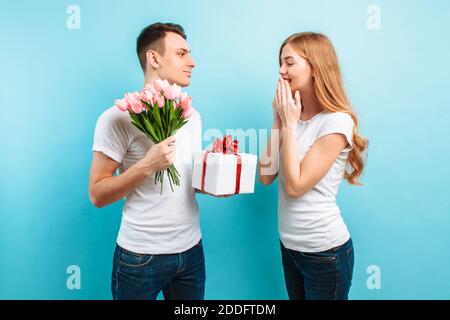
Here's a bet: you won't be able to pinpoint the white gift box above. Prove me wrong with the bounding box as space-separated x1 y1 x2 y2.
192 150 257 195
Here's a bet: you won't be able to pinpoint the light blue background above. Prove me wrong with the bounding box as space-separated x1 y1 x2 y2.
1 0 449 299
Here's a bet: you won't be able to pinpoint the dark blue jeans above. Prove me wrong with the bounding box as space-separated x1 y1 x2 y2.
281 238 354 300
111 240 205 300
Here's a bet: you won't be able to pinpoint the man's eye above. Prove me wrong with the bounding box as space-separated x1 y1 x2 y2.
178 52 185 57
287 63 294 66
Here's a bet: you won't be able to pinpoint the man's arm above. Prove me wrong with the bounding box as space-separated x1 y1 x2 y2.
88 136 177 208
88 152 152 208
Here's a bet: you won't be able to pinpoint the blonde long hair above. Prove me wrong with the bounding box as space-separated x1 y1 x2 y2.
280 32 368 185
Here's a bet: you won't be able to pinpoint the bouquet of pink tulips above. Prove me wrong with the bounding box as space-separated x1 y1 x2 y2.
115 78 194 194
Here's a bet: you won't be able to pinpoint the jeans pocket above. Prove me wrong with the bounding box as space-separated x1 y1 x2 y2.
119 248 154 268
345 245 354 279
301 250 337 263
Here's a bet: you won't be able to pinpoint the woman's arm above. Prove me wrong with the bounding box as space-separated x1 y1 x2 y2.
258 121 281 185
258 91 286 186
275 78 349 198
281 128 348 198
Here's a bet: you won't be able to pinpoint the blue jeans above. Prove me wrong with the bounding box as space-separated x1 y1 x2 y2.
111 240 206 300
280 238 354 300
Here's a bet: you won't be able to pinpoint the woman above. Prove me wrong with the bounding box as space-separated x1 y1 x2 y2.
258 32 368 300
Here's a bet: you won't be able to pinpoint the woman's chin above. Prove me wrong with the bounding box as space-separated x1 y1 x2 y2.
291 82 310 94
289 84 301 93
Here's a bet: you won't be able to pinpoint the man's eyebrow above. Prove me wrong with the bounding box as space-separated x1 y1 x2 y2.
283 56 295 60
177 48 191 53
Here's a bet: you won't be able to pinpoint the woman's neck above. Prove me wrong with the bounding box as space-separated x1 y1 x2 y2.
299 85 323 121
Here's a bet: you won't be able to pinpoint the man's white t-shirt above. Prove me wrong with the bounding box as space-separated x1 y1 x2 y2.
92 106 202 254
278 111 354 253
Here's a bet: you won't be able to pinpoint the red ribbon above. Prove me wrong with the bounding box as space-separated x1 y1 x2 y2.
201 135 242 194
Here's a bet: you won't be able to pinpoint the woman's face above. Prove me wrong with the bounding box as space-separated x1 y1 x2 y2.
279 43 313 93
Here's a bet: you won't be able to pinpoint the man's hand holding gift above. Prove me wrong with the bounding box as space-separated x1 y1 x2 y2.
192 135 257 197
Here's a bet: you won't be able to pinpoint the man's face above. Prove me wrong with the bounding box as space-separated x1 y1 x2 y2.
154 32 195 87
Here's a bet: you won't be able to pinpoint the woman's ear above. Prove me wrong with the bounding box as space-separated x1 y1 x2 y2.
146 50 160 70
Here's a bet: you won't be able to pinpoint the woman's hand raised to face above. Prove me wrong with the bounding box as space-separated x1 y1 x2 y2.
274 77 302 129
272 95 281 128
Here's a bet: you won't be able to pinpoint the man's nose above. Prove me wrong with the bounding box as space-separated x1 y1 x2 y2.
188 56 196 68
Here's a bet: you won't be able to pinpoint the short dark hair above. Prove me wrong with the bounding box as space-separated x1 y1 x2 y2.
136 22 187 71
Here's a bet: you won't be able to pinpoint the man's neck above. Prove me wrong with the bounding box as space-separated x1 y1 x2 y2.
144 73 159 87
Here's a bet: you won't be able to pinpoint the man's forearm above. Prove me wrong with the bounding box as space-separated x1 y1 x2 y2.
90 160 154 208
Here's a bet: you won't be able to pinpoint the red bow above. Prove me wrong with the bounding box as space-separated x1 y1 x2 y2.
201 136 242 194
210 135 239 154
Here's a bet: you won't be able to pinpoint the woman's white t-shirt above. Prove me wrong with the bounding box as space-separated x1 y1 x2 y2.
278 111 354 253
92 106 202 254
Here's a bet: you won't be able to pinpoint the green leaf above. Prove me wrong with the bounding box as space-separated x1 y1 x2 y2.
141 100 152 110
175 107 182 119
169 107 181 135
175 119 188 130
138 114 148 132
169 102 175 123
166 101 172 136
143 116 161 142
166 101 175 135
131 120 145 133
160 102 167 127
152 104 164 138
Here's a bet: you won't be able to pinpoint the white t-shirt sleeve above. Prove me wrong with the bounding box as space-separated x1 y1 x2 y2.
316 112 354 152
92 108 129 163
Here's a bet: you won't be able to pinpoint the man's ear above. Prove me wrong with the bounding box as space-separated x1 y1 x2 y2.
146 50 160 69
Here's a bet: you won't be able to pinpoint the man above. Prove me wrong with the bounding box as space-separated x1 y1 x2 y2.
89 22 204 300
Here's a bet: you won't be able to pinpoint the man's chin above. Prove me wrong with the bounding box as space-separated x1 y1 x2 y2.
178 79 190 87
162 77 190 87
